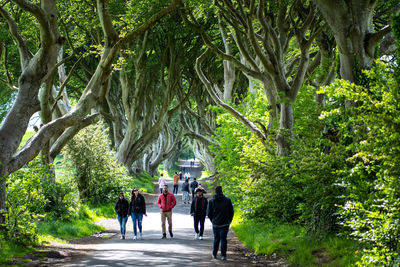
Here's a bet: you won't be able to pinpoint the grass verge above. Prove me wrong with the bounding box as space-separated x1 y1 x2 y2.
129 171 154 193
231 215 361 266
0 241 36 264
37 220 105 240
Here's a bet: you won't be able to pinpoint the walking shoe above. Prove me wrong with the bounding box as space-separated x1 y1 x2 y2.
161 234 167 239
169 231 173 238
133 235 137 240
221 256 227 261
120 235 123 239
122 235 125 240
139 232 143 239
199 236 203 240
211 254 216 259
194 233 199 239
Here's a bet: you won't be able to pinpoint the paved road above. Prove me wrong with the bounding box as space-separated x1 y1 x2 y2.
60 178 261 266
179 160 203 179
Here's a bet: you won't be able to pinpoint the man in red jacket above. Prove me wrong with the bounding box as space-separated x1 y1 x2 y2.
157 185 177 239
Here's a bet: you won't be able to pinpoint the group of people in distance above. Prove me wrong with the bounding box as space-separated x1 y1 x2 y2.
114 176 234 261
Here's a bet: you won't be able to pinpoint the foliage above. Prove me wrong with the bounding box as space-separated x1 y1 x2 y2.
62 122 130 204
211 87 343 236
319 60 400 266
1 158 52 245
231 213 360 266
43 176 79 221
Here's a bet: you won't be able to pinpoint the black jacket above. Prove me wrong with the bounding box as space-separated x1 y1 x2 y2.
206 193 234 227
190 196 208 217
128 194 146 214
190 181 198 191
115 198 129 217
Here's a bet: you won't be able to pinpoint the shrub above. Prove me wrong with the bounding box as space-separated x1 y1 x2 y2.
2 158 51 245
62 122 130 204
319 60 400 265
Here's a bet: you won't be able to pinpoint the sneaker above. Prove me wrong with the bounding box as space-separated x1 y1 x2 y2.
194 233 199 239
211 254 216 259
120 235 123 239
221 256 227 261
139 232 143 239
161 234 167 239
199 236 203 240
122 235 125 240
169 231 173 238
133 235 137 240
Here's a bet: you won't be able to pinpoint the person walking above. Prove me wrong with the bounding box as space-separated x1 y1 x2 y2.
173 172 179 194
115 192 129 240
157 185 176 239
158 173 166 194
179 171 183 181
207 186 234 261
181 179 190 204
128 188 147 240
191 189 208 240
190 178 198 200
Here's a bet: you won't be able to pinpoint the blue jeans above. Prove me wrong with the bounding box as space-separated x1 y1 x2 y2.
173 184 179 194
212 225 229 257
117 215 128 236
131 212 143 236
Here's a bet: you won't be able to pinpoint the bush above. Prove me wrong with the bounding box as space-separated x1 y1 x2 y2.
319 60 400 265
62 122 130 204
2 158 51 245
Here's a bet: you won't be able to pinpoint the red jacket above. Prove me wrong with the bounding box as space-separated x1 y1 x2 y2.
157 192 176 212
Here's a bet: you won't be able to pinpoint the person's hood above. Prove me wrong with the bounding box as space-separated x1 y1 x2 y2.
213 193 225 201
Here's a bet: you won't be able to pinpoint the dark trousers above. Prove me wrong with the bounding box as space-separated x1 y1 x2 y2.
194 215 206 236
192 190 195 199
173 184 179 194
212 225 229 257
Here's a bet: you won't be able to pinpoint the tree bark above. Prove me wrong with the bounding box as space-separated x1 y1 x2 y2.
314 0 385 81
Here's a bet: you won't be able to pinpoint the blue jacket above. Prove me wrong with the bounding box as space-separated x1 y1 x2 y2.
206 193 234 227
181 182 190 192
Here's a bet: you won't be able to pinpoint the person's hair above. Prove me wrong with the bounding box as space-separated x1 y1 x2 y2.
160 173 163 176
194 178 196 180
163 184 168 188
131 188 138 201
215 186 222 194
118 192 124 200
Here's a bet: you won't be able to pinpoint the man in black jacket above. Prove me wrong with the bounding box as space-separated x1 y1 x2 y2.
206 186 234 261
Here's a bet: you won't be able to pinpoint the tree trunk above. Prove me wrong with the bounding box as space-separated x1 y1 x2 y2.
276 102 294 156
314 0 377 81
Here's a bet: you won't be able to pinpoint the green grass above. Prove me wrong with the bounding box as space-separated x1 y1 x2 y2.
0 240 36 264
231 215 361 266
89 203 116 219
37 205 105 240
129 171 155 193
37 220 105 239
